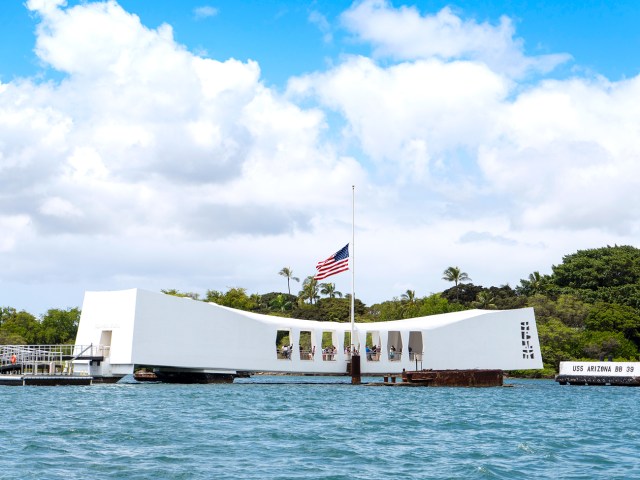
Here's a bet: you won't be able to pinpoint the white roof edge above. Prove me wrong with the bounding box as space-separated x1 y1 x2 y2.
106 288 531 330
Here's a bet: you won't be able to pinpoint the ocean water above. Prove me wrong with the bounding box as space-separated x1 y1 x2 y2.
1 377 639 479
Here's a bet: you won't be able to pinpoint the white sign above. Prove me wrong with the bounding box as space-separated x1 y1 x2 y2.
559 361 640 376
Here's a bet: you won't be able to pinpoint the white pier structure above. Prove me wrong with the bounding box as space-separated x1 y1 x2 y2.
73 288 543 380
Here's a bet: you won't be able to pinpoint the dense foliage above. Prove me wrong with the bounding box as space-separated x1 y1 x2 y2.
4 245 640 375
0 307 80 345
548 245 640 308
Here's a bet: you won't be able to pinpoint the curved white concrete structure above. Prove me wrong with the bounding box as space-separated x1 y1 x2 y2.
73 288 543 378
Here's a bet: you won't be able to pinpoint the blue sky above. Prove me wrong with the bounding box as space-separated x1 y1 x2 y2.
2 0 640 315
3 1 640 84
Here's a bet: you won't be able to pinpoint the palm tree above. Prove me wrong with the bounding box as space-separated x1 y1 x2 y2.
400 289 416 303
278 267 300 295
320 283 343 299
442 266 471 286
299 276 320 304
473 291 496 309
516 271 549 296
269 294 293 312
528 271 545 293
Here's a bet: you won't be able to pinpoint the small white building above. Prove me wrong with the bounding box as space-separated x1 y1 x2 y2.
73 288 543 379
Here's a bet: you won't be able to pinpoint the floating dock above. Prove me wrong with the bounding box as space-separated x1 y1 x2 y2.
556 361 640 386
0 375 93 386
1 344 103 386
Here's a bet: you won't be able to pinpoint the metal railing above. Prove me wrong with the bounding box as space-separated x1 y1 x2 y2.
365 352 379 361
321 349 338 361
389 351 402 361
410 353 423 370
0 344 109 375
275 348 317 360
273 347 423 365
276 347 293 360
299 349 314 360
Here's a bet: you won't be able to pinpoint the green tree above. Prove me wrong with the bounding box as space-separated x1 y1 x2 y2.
486 285 526 310
441 283 482 305
0 307 18 330
537 318 581 369
204 290 224 303
400 290 416 303
40 308 81 344
548 245 640 308
0 308 41 344
584 302 640 348
291 297 366 322
278 267 300 295
368 299 405 322
161 289 200 300
269 294 293 312
204 288 257 311
416 294 465 316
473 291 496 309
368 294 463 321
580 330 638 360
299 276 319 305
552 245 640 290
527 294 590 328
320 282 342 299
255 292 297 314
517 271 550 296
442 267 472 302
442 266 471 286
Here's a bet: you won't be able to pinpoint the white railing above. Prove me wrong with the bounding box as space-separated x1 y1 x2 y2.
0 344 108 375
273 346 418 364
321 349 338 361
299 349 314 360
276 347 343 361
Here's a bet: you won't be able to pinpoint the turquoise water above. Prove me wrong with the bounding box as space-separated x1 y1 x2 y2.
1 377 639 479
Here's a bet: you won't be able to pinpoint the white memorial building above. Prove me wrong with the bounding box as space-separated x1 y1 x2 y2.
74 288 543 380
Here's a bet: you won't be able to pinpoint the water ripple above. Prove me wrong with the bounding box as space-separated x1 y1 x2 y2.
1 378 640 479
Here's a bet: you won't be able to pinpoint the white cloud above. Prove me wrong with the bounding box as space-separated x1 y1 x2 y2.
25 0 65 15
479 75 640 233
1 0 366 314
65 146 109 180
291 1 640 239
2 0 640 315
288 55 508 188
40 197 84 218
341 0 570 78
309 10 332 43
193 6 218 20
0 215 31 252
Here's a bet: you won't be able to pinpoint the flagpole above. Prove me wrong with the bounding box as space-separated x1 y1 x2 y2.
350 184 360 384
351 185 355 348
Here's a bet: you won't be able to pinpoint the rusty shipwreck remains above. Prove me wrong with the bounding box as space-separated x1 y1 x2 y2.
370 369 504 387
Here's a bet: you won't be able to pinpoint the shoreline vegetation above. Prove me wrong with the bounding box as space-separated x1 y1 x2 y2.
3 245 640 377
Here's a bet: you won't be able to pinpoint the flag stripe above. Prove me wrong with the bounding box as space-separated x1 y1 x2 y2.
318 258 349 273
317 258 349 272
314 244 349 280
314 260 349 280
315 261 349 279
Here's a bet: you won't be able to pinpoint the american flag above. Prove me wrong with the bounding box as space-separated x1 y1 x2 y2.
314 244 349 280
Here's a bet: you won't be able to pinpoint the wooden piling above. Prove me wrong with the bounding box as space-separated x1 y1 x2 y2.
351 354 361 385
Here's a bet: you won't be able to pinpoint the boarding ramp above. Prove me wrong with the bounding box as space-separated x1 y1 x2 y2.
0 344 108 376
